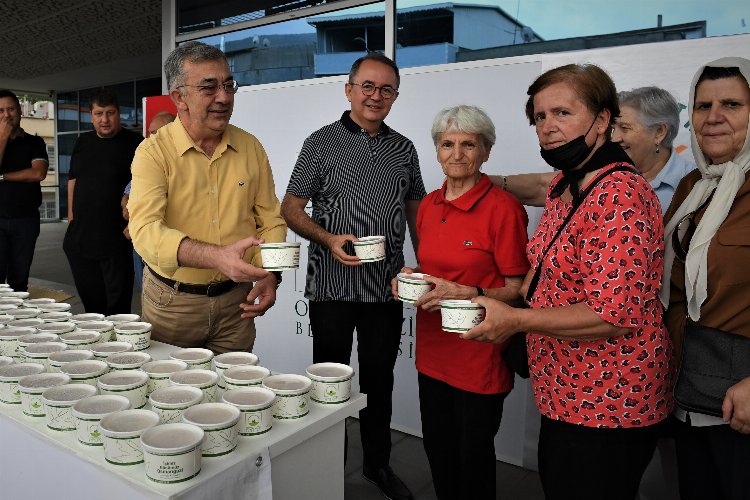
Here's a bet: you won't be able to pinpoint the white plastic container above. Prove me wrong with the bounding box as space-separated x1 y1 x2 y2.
0 355 12 367
36 321 76 336
222 387 275 436
213 351 259 389
41 383 98 431
169 348 214 371
0 362 45 404
22 341 67 371
182 403 240 457
91 341 133 359
222 365 270 390
259 242 301 270
104 313 140 325
396 272 432 304
141 423 204 484
141 359 188 395
0 326 36 359
306 362 354 404
0 297 23 307
72 394 131 446
170 369 219 403
113 321 152 351
60 330 101 350
149 385 204 424
18 372 71 417
262 374 312 420
439 300 486 333
352 235 386 262
48 350 94 372
17 332 59 360
38 311 74 323
36 302 72 313
8 317 44 329
106 351 151 371
61 359 109 386
99 409 160 465
70 312 105 323
97 370 149 409
3 291 29 299
0 313 13 325
76 320 115 342
23 298 56 307
5 306 40 319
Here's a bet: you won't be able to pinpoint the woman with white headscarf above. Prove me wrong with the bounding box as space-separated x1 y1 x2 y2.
661 57 750 500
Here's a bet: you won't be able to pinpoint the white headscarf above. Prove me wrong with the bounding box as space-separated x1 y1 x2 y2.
660 57 750 319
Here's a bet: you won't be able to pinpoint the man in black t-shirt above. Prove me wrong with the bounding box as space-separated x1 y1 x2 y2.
0 89 49 292
63 90 142 314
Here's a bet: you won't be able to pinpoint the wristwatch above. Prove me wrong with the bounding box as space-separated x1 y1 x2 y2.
272 271 283 289
475 286 484 297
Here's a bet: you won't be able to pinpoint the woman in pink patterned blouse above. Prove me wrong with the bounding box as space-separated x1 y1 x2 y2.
464 64 673 500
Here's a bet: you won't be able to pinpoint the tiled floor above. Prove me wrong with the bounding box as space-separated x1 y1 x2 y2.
29 222 545 500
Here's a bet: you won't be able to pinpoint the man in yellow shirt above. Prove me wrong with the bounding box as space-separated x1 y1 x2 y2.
128 41 286 353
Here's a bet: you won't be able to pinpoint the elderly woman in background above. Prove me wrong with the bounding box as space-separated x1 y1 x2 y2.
465 64 672 500
662 57 750 500
612 86 695 212
393 105 529 500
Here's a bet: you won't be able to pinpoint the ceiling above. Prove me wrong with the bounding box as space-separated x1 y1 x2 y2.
0 0 163 94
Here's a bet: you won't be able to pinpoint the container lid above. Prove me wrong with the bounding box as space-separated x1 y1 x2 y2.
18 372 71 390
72 394 131 417
8 318 45 328
60 330 101 343
170 369 218 386
259 241 301 248
36 322 76 334
49 350 94 364
439 299 483 308
42 383 98 403
0 362 45 379
91 341 133 354
76 320 114 332
70 313 105 323
150 385 204 406
262 374 312 394
0 297 23 306
113 321 152 333
61 359 109 376
0 304 16 312
222 387 276 407
98 370 148 388
99 409 160 436
6 307 40 318
23 298 56 306
214 351 258 367
23 341 67 355
38 311 73 322
353 235 385 244
142 359 188 375
0 326 36 338
169 348 213 362
3 291 30 299
182 402 240 428
18 333 59 344
106 352 151 367
141 423 204 453
306 362 354 381
224 365 270 382
397 272 430 283
0 314 12 324
104 314 140 324
37 302 72 312
0 356 13 367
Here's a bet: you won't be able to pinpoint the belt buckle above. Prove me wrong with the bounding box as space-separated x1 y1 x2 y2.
206 282 221 297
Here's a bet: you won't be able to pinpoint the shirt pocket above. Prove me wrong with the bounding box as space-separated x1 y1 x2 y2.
716 228 750 285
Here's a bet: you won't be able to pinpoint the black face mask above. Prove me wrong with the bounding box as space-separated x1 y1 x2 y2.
539 117 598 172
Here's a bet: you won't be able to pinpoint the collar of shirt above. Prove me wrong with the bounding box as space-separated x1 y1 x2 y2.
651 148 690 192
172 116 239 158
339 110 392 136
434 173 493 211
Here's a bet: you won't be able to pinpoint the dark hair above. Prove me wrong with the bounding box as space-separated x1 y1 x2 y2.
165 41 228 91
0 89 21 109
91 89 119 111
525 63 619 129
696 66 746 86
349 53 400 87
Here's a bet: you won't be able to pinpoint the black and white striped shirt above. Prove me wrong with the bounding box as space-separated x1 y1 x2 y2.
287 111 426 302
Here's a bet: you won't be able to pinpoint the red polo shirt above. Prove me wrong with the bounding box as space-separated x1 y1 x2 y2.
416 174 530 394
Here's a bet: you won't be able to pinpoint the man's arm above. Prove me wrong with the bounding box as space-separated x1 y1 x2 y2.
1 159 47 183
405 199 421 256
67 179 76 221
489 172 555 207
281 193 360 266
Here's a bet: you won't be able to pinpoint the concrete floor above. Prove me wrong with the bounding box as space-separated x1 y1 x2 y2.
27 221 545 500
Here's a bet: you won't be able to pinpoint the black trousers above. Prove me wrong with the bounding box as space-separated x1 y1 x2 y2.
309 300 403 470
538 415 661 500
675 416 750 500
418 373 507 500
64 244 134 315
0 216 40 292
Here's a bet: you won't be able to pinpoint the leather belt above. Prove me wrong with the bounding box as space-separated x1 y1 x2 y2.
147 267 238 297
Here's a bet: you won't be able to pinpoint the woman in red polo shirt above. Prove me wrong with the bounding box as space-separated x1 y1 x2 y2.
464 64 673 500
392 105 529 500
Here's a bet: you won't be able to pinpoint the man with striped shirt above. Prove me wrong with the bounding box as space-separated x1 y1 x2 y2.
282 54 425 500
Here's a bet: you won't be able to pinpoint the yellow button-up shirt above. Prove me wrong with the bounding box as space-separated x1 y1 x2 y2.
128 118 287 284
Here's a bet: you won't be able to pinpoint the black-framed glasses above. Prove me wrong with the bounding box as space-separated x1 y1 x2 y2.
671 195 713 262
178 80 239 96
349 82 398 99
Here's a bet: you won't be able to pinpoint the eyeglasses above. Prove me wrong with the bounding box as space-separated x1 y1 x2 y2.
349 82 398 100
178 80 239 96
671 195 713 262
